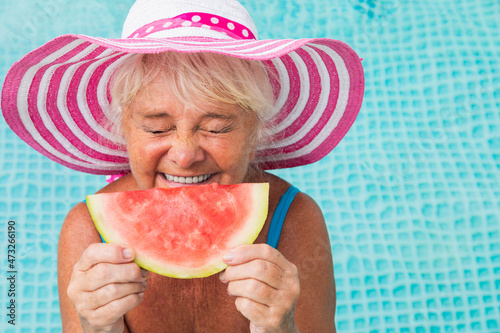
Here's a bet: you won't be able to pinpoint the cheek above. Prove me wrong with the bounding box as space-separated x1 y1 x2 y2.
127 136 168 172
208 136 254 168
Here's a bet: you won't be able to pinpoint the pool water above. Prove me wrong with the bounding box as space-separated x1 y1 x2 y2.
1 0 499 331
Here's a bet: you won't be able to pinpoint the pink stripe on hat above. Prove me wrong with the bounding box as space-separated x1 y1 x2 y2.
263 60 282 102
85 52 127 136
261 40 364 169
267 54 300 128
277 44 341 154
1 0 364 174
78 35 309 59
2 38 126 173
2 38 78 156
66 51 126 155
47 51 128 163
268 48 322 148
27 41 99 163
306 41 364 153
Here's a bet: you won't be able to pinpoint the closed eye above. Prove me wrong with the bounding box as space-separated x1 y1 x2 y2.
145 126 175 135
202 126 232 134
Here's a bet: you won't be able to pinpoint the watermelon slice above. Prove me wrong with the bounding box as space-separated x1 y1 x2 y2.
86 183 269 278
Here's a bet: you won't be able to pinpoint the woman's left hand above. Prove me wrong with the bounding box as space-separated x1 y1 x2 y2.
219 244 301 333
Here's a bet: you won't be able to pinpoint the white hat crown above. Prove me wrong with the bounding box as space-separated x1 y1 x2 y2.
122 0 258 40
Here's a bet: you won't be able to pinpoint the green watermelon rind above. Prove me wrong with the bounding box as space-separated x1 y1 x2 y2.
86 183 269 279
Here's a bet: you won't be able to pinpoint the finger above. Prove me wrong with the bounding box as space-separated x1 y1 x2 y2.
227 279 278 305
234 297 271 327
87 292 145 327
81 262 146 291
83 280 147 310
76 243 135 271
220 259 283 289
223 244 290 270
140 268 149 279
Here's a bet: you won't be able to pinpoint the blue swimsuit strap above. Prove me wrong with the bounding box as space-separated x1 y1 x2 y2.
266 186 300 249
87 185 301 248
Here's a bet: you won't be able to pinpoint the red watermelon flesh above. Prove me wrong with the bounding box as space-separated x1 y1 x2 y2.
86 183 269 278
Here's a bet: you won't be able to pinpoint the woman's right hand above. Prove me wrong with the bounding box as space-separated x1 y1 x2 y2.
66 243 148 333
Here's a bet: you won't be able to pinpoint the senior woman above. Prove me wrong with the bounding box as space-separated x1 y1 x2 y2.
1 0 364 332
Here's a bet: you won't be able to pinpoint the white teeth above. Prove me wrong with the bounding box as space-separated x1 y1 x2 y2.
164 173 211 184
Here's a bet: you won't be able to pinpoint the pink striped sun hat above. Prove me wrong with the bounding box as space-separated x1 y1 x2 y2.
1 0 364 175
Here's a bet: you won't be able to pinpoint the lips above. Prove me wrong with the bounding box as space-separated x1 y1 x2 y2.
162 173 212 184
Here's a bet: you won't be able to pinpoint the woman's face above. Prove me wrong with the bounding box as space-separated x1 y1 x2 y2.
122 76 258 190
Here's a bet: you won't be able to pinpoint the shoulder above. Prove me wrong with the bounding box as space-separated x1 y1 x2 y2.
260 173 336 331
257 171 325 230
59 201 100 258
255 172 329 255
279 188 330 261
261 172 331 267
249 170 292 202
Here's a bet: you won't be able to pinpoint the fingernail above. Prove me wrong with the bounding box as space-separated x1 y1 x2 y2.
219 272 226 282
123 248 134 259
142 280 148 288
138 292 144 300
223 251 233 262
141 269 149 278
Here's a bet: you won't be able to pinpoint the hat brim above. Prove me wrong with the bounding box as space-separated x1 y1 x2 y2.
1 34 364 174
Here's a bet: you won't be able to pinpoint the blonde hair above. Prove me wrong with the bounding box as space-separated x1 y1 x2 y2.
109 52 275 143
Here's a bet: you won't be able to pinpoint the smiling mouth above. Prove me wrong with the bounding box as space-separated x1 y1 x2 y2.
162 173 212 184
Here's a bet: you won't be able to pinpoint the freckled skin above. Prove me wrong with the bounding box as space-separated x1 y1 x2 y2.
122 76 258 191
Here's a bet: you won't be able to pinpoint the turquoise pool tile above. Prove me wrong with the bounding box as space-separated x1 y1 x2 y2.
1 0 500 331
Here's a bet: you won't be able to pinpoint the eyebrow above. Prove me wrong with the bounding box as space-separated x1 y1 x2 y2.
202 112 236 120
141 112 170 119
140 111 236 120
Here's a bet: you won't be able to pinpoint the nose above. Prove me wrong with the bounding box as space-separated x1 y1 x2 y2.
166 132 205 169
